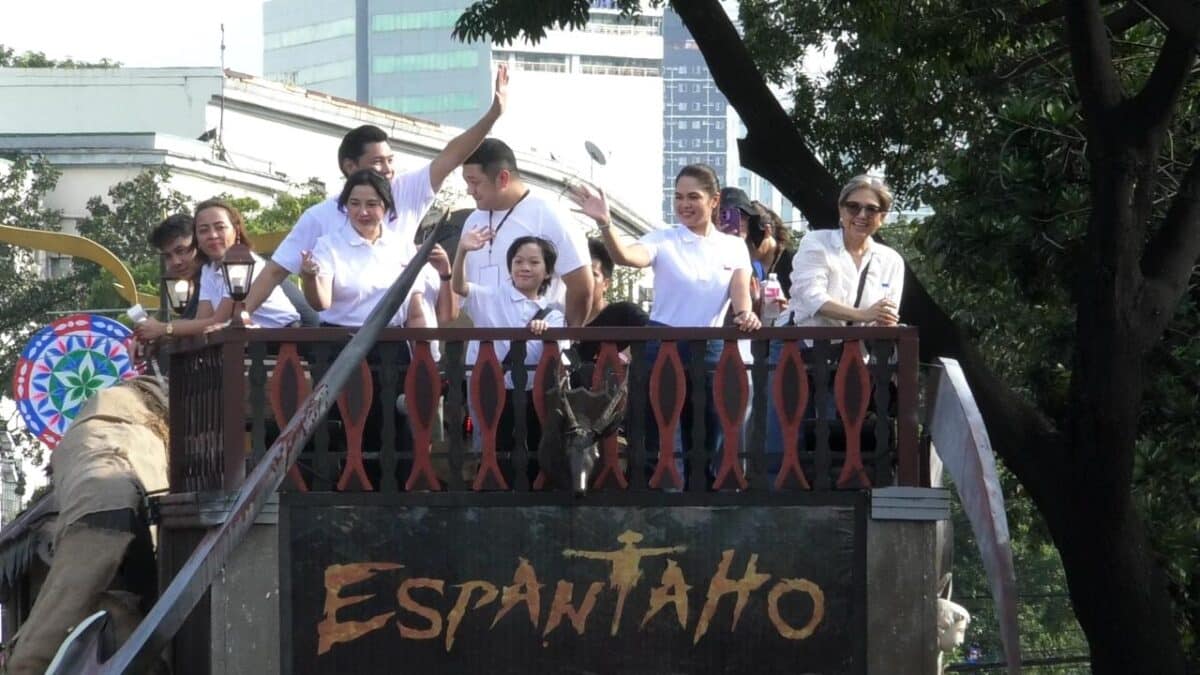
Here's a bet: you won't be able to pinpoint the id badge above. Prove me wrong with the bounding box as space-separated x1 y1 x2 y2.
480 264 502 288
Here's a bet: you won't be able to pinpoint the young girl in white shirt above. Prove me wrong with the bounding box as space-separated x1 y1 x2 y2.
452 231 565 484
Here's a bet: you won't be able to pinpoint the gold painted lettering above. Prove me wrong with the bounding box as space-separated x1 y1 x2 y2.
444 581 499 652
396 578 446 640
693 550 771 644
491 558 544 629
543 580 605 637
640 559 691 630
563 530 686 635
767 579 825 640
316 562 402 655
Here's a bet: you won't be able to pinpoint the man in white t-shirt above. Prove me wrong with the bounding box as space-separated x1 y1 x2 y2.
460 138 592 327
241 65 510 320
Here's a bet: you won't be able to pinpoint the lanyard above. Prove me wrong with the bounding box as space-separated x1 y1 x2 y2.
487 189 531 254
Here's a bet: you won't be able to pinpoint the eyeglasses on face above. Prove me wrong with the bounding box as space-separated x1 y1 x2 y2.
841 201 885 217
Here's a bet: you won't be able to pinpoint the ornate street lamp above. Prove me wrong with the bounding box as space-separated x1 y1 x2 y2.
161 275 195 316
221 241 256 326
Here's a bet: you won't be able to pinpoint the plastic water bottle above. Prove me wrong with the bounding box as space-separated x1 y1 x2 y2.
762 273 782 324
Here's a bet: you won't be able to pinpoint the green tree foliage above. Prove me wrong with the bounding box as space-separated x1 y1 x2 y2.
75 166 191 310
0 156 90 468
219 178 326 236
741 4 1197 659
0 44 120 69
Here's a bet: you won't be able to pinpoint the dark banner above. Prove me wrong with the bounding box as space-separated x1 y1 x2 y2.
282 501 865 675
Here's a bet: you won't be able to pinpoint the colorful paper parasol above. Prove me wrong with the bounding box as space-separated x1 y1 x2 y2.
12 314 141 449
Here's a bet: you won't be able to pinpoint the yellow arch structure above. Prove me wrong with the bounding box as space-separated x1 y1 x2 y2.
0 225 159 309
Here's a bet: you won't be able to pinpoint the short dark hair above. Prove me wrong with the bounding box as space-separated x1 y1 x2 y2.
506 236 557 295
675 163 720 196
588 238 613 279
149 213 194 250
337 170 396 218
338 125 389 175
193 198 253 264
465 138 519 180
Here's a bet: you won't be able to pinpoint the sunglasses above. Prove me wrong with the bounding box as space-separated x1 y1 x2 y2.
841 201 885 217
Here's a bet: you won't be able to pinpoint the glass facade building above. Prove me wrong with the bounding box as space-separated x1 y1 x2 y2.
661 8 729 224
263 0 493 128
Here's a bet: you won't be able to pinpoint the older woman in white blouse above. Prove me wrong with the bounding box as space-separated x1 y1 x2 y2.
789 175 905 327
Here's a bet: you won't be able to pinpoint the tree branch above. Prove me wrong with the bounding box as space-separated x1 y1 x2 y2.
1019 0 1122 25
669 0 840 228
672 0 1067 502
987 3 1149 86
1063 0 1125 125
1138 0 1200 41
1138 150 1200 341
1127 28 1199 133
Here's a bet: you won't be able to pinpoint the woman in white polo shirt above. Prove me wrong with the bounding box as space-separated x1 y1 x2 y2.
298 170 450 329
452 229 566 484
152 198 300 339
571 163 760 486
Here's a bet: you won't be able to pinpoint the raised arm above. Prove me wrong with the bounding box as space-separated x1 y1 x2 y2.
427 244 458 323
452 226 492 297
299 250 332 311
567 184 651 268
429 65 508 191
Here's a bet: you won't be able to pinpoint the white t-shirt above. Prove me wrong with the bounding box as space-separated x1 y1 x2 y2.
462 281 566 390
639 225 752 327
199 253 301 328
310 224 442 327
460 191 589 310
272 164 435 275
787 228 905 327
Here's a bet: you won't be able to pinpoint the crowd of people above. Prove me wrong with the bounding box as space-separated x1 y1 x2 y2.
134 65 905 483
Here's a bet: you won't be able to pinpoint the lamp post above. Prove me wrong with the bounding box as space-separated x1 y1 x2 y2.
161 275 195 317
221 241 256 327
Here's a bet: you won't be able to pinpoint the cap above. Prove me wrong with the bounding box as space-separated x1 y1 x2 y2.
719 187 755 215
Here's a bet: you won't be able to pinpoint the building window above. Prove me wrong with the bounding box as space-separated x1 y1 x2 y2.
373 50 479 74
373 93 479 115
579 56 660 77
497 51 568 73
267 59 355 86
265 18 355 50
582 10 662 36
372 9 462 32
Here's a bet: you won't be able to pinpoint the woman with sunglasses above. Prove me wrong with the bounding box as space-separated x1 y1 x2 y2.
787 175 904 327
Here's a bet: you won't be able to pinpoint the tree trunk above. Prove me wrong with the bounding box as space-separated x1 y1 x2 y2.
670 1 1192 671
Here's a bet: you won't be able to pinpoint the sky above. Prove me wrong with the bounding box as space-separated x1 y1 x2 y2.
2 0 265 74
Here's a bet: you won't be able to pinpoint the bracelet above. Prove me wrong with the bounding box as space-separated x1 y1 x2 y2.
439 274 452 281
732 310 748 319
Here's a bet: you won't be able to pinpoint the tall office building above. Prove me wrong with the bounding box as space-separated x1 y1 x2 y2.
264 0 664 220
263 1 493 129
660 8 730 224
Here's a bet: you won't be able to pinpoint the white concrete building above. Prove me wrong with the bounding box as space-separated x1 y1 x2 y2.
0 67 653 238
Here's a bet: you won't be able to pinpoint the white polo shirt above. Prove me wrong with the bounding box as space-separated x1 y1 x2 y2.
639 225 751 327
199 253 301 328
310 224 442 327
272 164 435 275
461 191 589 309
462 281 566 389
787 228 905 327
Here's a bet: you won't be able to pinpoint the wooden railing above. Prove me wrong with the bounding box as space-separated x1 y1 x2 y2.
168 325 921 495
